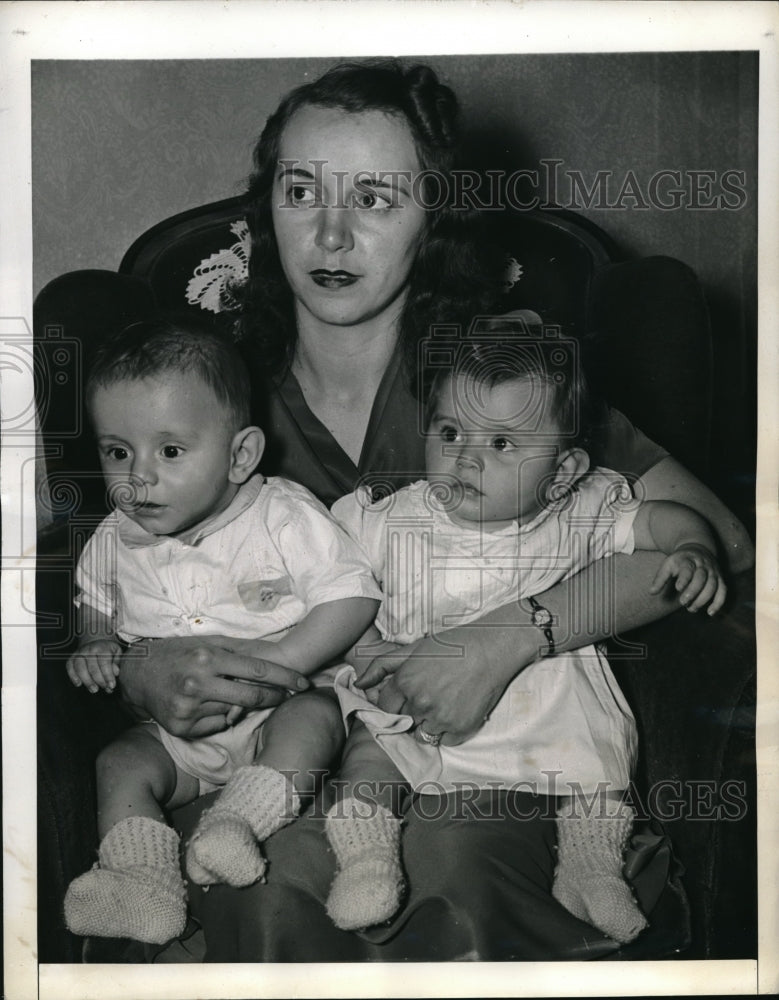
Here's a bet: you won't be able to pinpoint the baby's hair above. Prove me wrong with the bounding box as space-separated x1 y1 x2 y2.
428 329 597 450
86 314 251 430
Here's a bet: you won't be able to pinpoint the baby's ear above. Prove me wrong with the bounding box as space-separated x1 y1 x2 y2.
229 426 265 484
553 447 590 490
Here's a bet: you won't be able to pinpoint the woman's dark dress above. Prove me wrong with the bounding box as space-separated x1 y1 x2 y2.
187 348 669 961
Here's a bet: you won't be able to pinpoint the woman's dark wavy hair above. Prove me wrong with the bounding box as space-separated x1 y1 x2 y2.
232 59 500 385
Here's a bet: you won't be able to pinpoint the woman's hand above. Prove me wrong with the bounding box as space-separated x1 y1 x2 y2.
118 636 310 738
357 624 533 745
350 636 405 682
356 550 685 743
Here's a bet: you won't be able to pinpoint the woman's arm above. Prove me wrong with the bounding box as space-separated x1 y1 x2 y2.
364 550 676 741
362 457 753 742
639 456 754 573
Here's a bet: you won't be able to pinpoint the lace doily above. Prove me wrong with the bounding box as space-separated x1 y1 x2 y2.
503 255 523 292
186 220 250 313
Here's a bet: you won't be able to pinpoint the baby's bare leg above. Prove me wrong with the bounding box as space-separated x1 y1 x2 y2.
65 726 197 944
336 718 409 811
186 690 344 888
553 789 648 944
324 721 410 931
97 724 199 837
258 688 346 796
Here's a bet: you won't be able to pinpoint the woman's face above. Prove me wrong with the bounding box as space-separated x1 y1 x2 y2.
272 104 427 332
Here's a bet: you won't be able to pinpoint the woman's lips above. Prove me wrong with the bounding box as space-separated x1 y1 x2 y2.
310 269 359 289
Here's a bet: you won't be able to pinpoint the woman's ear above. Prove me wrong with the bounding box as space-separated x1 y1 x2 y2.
229 426 265 484
552 447 590 491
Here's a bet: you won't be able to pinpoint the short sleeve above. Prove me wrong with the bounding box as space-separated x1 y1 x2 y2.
595 408 668 478
567 468 641 567
269 485 382 611
74 520 117 619
331 488 390 583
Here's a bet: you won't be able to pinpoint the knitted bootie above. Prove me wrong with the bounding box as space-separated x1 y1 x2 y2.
324 795 404 931
552 800 648 944
186 765 299 888
64 816 186 944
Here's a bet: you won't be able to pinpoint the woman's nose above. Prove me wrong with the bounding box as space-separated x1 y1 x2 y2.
314 207 355 253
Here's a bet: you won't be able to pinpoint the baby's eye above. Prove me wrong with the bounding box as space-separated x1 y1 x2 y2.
353 188 392 211
161 445 183 459
491 436 514 452
440 424 460 443
105 446 129 462
288 185 316 207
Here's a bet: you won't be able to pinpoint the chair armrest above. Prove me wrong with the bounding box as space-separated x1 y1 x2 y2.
36 555 130 962
611 569 756 957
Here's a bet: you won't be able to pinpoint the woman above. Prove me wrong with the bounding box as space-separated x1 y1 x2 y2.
119 61 753 960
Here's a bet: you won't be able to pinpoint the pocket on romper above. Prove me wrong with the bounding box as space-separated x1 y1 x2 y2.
237 577 293 612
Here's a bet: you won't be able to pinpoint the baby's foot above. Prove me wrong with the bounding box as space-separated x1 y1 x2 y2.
186 765 299 887
324 797 404 931
326 854 405 931
553 803 648 944
553 871 648 944
186 810 266 888
65 864 186 944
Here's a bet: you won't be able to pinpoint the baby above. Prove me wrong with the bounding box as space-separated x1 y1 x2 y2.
323 332 726 944
63 317 380 945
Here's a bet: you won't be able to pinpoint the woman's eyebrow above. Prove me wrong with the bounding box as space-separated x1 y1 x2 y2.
277 165 316 181
357 172 413 196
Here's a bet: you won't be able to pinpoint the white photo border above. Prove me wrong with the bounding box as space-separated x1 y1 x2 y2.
2 2 777 997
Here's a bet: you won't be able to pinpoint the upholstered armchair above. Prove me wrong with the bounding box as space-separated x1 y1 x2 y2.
35 199 756 963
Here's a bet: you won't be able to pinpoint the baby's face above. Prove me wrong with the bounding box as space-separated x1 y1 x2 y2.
425 374 565 531
90 373 240 536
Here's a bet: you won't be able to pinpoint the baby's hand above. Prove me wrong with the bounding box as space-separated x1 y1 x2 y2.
650 543 727 615
66 639 122 693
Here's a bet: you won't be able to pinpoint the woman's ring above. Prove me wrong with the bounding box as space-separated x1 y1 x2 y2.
418 727 442 747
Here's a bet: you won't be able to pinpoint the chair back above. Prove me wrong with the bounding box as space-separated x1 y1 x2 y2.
35 196 712 530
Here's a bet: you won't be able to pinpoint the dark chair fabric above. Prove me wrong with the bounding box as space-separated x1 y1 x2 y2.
35 199 756 963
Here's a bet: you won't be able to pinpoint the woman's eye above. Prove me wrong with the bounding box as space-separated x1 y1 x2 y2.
106 446 129 461
289 185 316 207
491 437 514 452
353 188 392 211
440 425 459 443
162 446 182 459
